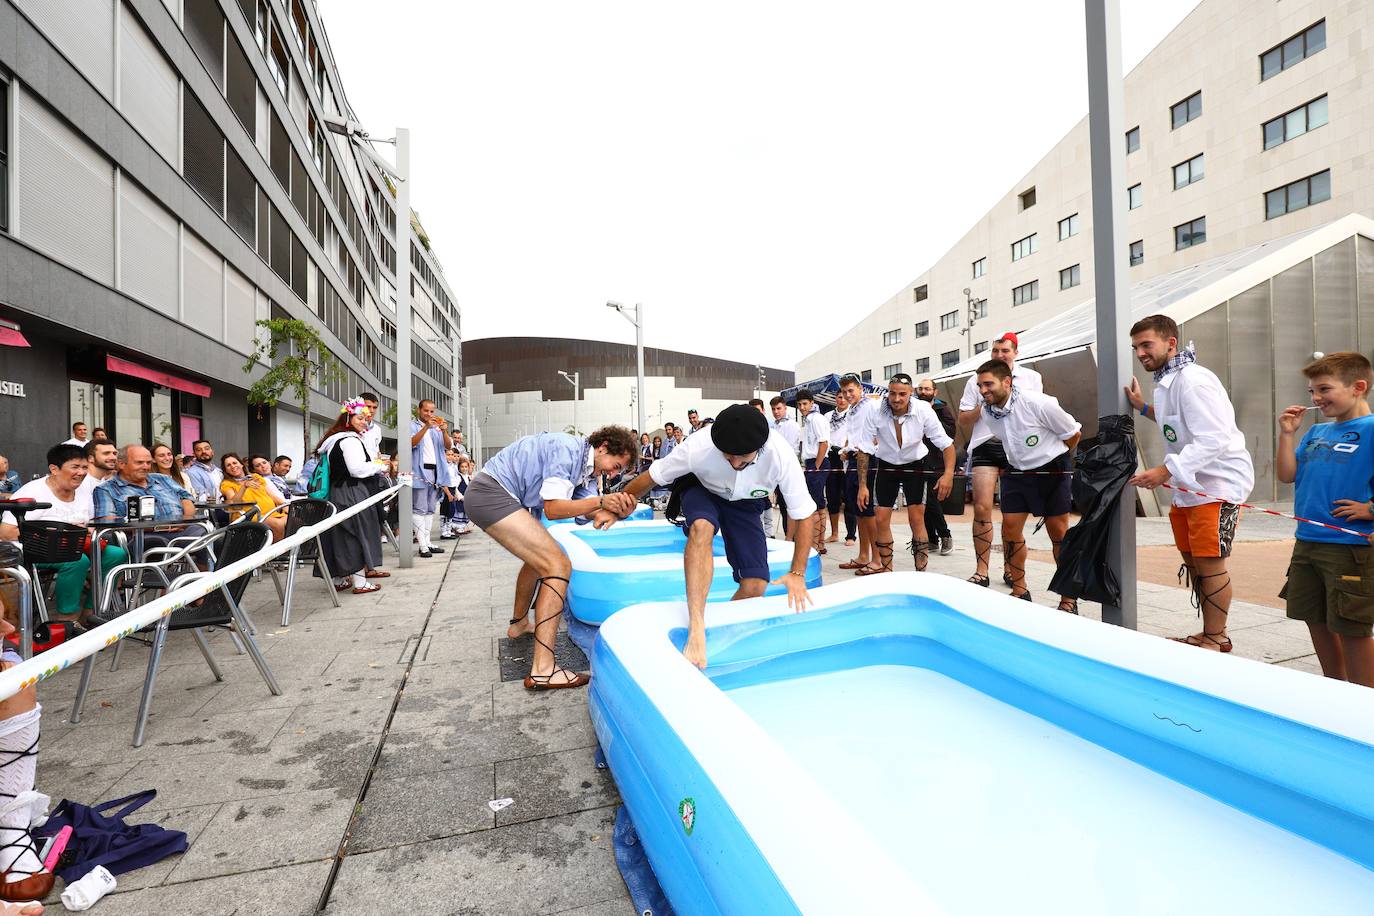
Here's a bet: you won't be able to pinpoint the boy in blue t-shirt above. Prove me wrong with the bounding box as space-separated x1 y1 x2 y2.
1276 351 1374 688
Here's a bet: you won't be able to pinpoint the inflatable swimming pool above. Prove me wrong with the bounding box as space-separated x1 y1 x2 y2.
548 520 822 624
542 504 653 526
590 573 1374 915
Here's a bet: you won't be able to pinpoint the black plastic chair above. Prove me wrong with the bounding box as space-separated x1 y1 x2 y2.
16 520 87 639
262 499 339 625
70 522 281 747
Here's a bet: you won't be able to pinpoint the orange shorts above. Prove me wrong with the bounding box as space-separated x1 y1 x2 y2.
1169 502 1241 558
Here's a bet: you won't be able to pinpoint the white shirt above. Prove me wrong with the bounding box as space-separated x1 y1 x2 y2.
859 399 953 465
539 443 595 502
61 437 88 447
76 472 113 503
650 429 818 518
362 421 383 457
800 410 830 464
960 363 1045 450
980 390 1081 469
319 432 377 479
1 477 93 528
1152 362 1254 506
419 431 438 467
837 397 880 456
771 416 801 454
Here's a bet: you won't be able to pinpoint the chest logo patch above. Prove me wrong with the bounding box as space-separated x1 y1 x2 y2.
1163 424 1178 443
749 488 769 498
1025 435 1040 447
678 797 696 836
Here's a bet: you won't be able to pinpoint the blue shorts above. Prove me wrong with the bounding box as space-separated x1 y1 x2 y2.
682 486 771 583
804 457 829 512
844 459 877 518
412 477 441 514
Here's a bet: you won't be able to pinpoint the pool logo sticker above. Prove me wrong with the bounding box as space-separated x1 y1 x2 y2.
1024 434 1040 447
749 488 769 497
1163 424 1178 443
678 797 696 836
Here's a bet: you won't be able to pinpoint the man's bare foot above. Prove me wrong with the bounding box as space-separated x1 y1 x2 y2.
522 667 591 689
825 534 839 543
0 901 42 915
1171 632 1232 652
506 617 535 639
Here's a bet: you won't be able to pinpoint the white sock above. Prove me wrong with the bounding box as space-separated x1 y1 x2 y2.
0 705 46 881
413 513 431 549
351 572 366 589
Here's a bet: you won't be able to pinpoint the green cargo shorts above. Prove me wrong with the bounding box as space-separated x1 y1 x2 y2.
1281 540 1374 638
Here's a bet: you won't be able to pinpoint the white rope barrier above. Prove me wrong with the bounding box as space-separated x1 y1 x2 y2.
0 483 405 702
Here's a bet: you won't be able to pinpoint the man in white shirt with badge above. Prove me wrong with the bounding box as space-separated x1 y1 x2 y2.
1126 314 1254 650
797 389 831 556
855 373 955 572
959 332 1044 588
976 360 1081 611
769 396 801 540
620 404 818 669
836 374 881 575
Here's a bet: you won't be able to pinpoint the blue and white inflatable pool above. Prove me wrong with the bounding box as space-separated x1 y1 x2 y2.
548 520 822 624
542 504 654 527
590 573 1374 914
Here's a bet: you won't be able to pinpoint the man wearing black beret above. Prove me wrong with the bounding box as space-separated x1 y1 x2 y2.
618 403 819 668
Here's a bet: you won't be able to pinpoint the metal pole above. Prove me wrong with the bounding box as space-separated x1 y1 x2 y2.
1084 0 1135 629
395 127 414 568
634 303 646 436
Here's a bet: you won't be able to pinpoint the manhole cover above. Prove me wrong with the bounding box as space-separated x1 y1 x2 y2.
497 629 589 682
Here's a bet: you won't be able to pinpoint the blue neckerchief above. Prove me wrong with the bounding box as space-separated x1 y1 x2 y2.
983 389 1018 420
1153 343 1197 383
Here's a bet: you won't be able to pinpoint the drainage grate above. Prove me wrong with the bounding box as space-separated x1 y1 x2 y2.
497 630 589 682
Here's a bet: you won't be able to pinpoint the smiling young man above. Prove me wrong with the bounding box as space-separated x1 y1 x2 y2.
1126 314 1253 650
855 373 955 572
836 374 880 574
620 404 817 669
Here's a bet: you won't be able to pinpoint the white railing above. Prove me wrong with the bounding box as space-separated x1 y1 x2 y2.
0 483 404 702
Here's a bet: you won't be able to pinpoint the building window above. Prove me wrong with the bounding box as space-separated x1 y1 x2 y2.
1174 216 1207 250
972 298 987 319
940 310 959 331
914 357 930 375
1011 233 1038 262
1129 240 1144 266
914 321 929 339
913 284 928 302
1261 20 1326 81
860 369 873 383
268 17 290 98
0 78 8 233
882 329 902 347
883 363 903 379
1171 91 1202 129
1060 264 1081 290
1012 280 1039 306
973 341 989 355
1058 213 1079 240
971 257 986 279
941 349 961 370
1125 126 1140 154
183 90 225 215
1173 153 1205 189
1265 170 1331 220
1263 95 1328 150
1128 183 1142 210
1018 187 1036 211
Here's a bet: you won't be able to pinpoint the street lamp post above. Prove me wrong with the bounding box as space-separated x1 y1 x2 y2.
558 370 580 435
323 116 414 568
962 287 980 358
607 302 646 437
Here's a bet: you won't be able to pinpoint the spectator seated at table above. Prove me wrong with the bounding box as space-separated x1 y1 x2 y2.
0 444 128 622
0 459 18 497
91 445 206 551
221 454 287 541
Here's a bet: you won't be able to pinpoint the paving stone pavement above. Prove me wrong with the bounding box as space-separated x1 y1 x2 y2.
28 511 1329 913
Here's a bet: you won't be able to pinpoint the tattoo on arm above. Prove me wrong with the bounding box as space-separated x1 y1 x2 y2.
857 452 869 477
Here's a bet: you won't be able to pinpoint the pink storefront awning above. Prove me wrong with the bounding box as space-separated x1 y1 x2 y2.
105 355 211 397
0 328 29 348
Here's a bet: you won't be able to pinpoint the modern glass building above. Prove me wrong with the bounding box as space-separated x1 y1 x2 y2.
0 0 459 473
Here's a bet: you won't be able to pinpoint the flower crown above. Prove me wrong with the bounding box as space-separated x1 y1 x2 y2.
342 397 371 417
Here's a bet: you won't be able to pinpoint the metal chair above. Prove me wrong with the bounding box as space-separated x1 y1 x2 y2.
14 521 87 654
71 522 281 747
261 499 340 626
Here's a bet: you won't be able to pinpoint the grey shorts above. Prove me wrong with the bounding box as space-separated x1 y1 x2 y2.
466 473 525 530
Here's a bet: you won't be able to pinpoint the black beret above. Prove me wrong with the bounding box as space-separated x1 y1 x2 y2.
710 404 769 455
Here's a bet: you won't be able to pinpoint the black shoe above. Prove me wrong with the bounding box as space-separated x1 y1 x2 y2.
418 547 432 558
1003 571 1016 588
1015 591 1032 602
428 545 445 553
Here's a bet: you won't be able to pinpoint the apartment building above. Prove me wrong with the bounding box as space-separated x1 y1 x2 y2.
0 0 460 472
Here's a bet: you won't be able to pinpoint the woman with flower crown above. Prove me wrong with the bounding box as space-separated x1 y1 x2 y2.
314 398 388 594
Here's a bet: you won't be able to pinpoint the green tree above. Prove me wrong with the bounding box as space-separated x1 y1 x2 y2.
242 318 343 458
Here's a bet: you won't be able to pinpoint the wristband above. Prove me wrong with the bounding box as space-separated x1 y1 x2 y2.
1139 403 1150 417
788 569 806 578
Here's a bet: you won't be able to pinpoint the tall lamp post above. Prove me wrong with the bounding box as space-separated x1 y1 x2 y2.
558 370 580 435
323 116 414 568
961 287 980 358
607 302 646 437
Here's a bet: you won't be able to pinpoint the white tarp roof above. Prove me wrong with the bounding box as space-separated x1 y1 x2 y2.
935 213 1374 381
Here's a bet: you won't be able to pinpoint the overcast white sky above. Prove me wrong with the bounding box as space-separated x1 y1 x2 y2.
322 1 1199 370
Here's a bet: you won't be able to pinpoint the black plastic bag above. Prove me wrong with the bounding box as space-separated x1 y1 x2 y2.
1049 414 1137 605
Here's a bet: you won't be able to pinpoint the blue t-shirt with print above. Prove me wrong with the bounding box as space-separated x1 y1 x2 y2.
1294 415 1374 544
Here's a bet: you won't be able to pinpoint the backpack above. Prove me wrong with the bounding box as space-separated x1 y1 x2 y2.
308 449 332 499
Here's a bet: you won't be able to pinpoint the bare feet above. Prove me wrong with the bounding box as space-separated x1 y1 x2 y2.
1171 632 1232 652
506 617 535 640
0 901 42 915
